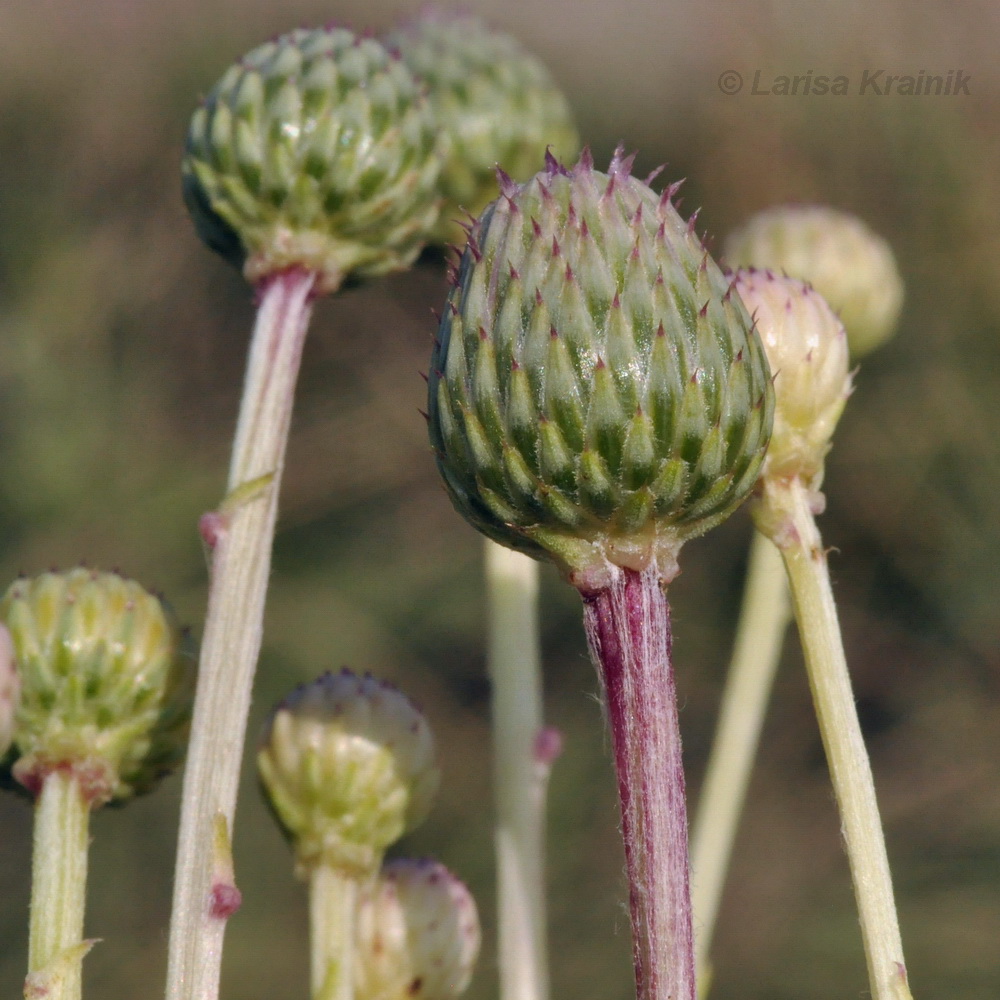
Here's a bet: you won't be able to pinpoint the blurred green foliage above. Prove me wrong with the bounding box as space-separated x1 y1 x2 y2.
1 3 1000 999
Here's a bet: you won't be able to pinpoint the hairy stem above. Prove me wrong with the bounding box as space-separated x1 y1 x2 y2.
485 541 552 1000
690 531 789 993
26 771 92 1000
166 267 319 1000
581 565 694 1000
760 476 913 1000
309 866 358 1000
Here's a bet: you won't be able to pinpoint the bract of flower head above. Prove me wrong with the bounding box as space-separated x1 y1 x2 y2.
183 26 443 294
725 204 904 358
428 149 773 591
257 669 439 878
355 858 480 1000
732 268 852 489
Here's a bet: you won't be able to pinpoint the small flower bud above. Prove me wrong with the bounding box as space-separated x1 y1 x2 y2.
386 10 579 245
0 569 194 806
355 858 480 1000
0 625 18 759
428 151 773 590
732 268 851 489
725 205 904 358
183 27 443 294
257 670 439 878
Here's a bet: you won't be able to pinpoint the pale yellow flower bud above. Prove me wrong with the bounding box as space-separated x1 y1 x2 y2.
355 859 480 1000
726 205 904 357
733 269 852 489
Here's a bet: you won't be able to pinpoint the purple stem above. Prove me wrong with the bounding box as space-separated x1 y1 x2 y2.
581 565 695 1000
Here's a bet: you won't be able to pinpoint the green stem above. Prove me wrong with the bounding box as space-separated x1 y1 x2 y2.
309 866 358 1000
26 770 93 1000
690 531 789 993
166 267 320 1000
761 476 913 1000
484 541 552 1000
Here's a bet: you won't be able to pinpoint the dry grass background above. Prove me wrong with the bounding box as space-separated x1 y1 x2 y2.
1 1 1000 997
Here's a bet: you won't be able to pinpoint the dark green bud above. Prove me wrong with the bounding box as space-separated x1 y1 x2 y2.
386 11 579 247
428 151 773 589
183 27 443 294
0 569 194 806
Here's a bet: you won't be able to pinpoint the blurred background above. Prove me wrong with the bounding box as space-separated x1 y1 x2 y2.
1 0 999 997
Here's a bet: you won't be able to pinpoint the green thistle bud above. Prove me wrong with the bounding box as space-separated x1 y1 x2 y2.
355 858 480 1000
725 204 904 358
386 10 579 245
733 269 851 491
183 27 442 294
428 151 773 589
257 670 439 878
0 569 194 806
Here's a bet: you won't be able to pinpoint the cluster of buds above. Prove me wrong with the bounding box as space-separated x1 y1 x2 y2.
0 568 194 807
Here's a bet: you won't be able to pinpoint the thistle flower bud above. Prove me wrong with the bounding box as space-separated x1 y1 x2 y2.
386 10 579 245
0 625 17 760
183 27 442 294
257 670 439 878
725 205 904 358
732 269 851 489
355 858 480 1000
0 569 194 806
428 151 773 589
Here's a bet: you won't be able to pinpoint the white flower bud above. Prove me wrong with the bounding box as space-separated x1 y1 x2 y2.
355 859 480 1000
733 269 852 488
726 205 904 358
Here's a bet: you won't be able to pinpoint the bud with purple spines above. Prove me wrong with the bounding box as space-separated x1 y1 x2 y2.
725 204 904 358
385 10 579 245
428 150 774 590
257 670 440 878
0 625 18 760
183 27 443 294
355 858 480 1000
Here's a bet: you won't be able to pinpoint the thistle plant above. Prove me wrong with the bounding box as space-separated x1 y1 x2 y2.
691 209 904 990
428 150 773 1000
386 9 579 245
732 269 912 1000
170 27 442 1000
0 569 193 1000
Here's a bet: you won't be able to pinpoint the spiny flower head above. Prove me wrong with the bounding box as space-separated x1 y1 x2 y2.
428 150 773 590
183 26 442 294
257 670 439 878
386 9 579 244
355 858 480 1000
0 569 194 806
725 204 904 358
733 268 851 489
